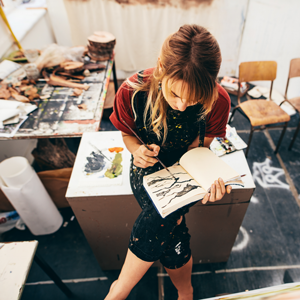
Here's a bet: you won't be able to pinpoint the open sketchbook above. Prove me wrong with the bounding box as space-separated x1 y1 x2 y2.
143 147 244 218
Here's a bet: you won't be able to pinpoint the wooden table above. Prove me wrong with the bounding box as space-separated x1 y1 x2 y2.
0 240 72 299
0 58 117 141
66 131 255 270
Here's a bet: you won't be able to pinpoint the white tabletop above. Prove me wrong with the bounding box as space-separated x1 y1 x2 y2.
66 131 255 198
220 150 255 189
0 240 38 300
202 282 300 300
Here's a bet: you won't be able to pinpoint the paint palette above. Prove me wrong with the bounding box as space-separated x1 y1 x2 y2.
210 137 236 156
210 125 247 156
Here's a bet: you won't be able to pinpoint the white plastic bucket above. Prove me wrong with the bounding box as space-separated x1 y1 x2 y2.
0 157 63 235
0 156 33 188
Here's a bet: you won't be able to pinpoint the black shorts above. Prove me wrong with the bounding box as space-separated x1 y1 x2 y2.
128 202 191 269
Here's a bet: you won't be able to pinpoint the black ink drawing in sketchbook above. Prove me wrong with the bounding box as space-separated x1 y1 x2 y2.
143 147 244 218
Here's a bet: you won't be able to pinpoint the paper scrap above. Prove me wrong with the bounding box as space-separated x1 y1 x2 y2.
0 109 21 123
0 116 28 138
23 103 38 115
247 86 262 98
0 100 20 109
3 115 20 125
0 60 21 80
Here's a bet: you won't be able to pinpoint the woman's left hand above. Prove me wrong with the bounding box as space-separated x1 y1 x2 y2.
202 178 232 204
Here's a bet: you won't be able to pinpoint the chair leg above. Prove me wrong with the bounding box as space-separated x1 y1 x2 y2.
288 120 300 150
245 126 254 157
34 253 73 298
279 99 286 106
229 106 249 125
112 59 119 94
228 107 237 124
274 122 288 154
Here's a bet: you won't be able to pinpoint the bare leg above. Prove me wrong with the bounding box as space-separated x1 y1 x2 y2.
164 256 193 300
104 249 154 300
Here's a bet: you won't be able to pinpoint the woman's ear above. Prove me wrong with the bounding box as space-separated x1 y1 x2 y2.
158 57 163 72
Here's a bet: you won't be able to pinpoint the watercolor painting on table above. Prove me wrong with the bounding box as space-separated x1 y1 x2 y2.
75 136 125 187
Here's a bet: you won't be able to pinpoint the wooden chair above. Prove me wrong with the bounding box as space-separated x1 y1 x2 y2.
280 58 300 150
228 61 290 157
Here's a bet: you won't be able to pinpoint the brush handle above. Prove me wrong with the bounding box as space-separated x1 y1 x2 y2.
120 118 150 149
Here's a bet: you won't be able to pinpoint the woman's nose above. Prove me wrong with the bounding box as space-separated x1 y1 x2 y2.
177 100 188 111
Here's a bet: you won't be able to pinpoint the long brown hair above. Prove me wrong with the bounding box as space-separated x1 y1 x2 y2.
127 24 222 143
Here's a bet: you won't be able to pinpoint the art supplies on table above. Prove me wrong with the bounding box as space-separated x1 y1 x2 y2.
0 44 113 139
210 124 247 156
143 147 244 218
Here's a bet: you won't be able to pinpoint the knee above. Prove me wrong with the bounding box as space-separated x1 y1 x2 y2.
105 280 128 300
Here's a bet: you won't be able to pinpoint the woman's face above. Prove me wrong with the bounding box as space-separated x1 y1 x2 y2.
161 78 198 112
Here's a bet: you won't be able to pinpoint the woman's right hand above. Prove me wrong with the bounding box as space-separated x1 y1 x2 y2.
133 144 160 168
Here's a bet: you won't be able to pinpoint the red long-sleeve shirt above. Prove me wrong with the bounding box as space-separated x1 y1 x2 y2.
110 68 230 138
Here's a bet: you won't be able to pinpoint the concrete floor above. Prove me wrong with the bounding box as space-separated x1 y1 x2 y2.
1 89 300 300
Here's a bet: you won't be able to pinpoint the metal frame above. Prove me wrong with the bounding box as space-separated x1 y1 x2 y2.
288 119 300 150
280 98 300 150
279 58 300 150
229 108 288 157
34 253 73 298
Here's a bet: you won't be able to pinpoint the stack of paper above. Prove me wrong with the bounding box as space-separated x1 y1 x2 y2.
220 76 247 93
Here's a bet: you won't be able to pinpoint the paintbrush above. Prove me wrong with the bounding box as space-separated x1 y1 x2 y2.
121 117 176 180
206 174 247 193
89 142 112 162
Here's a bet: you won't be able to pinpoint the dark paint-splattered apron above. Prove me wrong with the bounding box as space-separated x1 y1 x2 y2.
128 74 206 268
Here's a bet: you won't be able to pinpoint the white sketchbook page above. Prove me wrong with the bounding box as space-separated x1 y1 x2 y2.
179 147 240 191
143 165 206 213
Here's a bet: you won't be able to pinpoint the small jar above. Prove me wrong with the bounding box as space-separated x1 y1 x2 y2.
23 49 39 63
24 63 40 80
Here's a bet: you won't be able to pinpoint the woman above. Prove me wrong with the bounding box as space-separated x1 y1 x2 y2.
107 24 231 300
